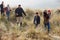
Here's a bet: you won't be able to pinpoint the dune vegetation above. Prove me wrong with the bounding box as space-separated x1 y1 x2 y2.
0 8 60 40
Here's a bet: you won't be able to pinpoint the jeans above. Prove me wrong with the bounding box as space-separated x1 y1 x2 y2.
44 22 50 33
6 11 10 21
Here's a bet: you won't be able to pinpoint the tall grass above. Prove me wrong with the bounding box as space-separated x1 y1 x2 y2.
0 8 60 40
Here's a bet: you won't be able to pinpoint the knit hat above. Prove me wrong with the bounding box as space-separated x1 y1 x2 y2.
48 10 51 12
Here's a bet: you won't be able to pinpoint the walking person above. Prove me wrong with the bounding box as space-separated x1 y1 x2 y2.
15 5 26 27
0 1 4 17
0 5 1 12
33 12 40 28
43 10 51 33
6 5 11 21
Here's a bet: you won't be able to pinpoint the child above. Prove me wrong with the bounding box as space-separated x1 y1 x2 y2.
33 12 40 28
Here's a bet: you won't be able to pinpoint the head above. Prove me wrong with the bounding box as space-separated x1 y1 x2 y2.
2 1 4 4
18 5 21 8
44 10 47 12
48 10 51 13
36 12 39 16
7 4 9 7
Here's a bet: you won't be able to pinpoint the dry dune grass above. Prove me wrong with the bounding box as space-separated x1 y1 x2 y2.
0 8 60 40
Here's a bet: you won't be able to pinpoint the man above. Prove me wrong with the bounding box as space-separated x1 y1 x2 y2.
15 5 26 27
0 1 4 16
43 10 51 33
33 12 40 28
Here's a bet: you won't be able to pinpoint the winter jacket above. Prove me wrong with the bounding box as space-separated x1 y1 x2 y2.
34 15 40 25
0 4 4 12
15 8 26 17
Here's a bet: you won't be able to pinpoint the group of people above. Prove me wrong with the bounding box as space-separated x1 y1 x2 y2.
0 1 51 33
0 1 11 20
34 10 51 33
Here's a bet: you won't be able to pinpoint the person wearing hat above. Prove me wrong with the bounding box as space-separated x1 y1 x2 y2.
33 12 40 28
15 5 26 27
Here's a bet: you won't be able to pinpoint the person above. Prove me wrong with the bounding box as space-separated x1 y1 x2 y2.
5 5 11 21
15 5 26 27
0 1 4 16
33 12 40 28
43 10 51 33
0 5 1 11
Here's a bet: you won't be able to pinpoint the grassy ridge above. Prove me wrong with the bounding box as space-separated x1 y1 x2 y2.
0 8 60 40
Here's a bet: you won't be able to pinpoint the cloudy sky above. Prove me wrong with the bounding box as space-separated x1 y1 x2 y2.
0 0 60 9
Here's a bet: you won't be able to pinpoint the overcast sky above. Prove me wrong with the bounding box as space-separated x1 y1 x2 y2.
0 0 60 9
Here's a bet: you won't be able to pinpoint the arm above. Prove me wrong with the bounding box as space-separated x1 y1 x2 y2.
39 16 40 23
9 7 11 11
22 8 26 16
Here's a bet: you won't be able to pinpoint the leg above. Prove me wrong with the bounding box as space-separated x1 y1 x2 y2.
44 23 47 29
19 17 23 27
7 15 9 21
47 22 50 33
6 12 10 21
35 24 38 28
16 17 19 25
1 11 5 20
1 11 3 16
1 11 4 16
8 12 10 21
1 12 3 19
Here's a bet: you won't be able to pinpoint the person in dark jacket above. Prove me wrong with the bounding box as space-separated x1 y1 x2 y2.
0 1 4 16
43 10 50 33
0 4 1 11
34 12 40 28
15 5 26 27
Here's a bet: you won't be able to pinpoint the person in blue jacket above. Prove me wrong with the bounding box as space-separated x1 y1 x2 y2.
33 12 40 28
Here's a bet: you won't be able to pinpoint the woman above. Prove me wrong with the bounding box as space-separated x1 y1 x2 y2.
43 10 51 33
6 5 11 21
